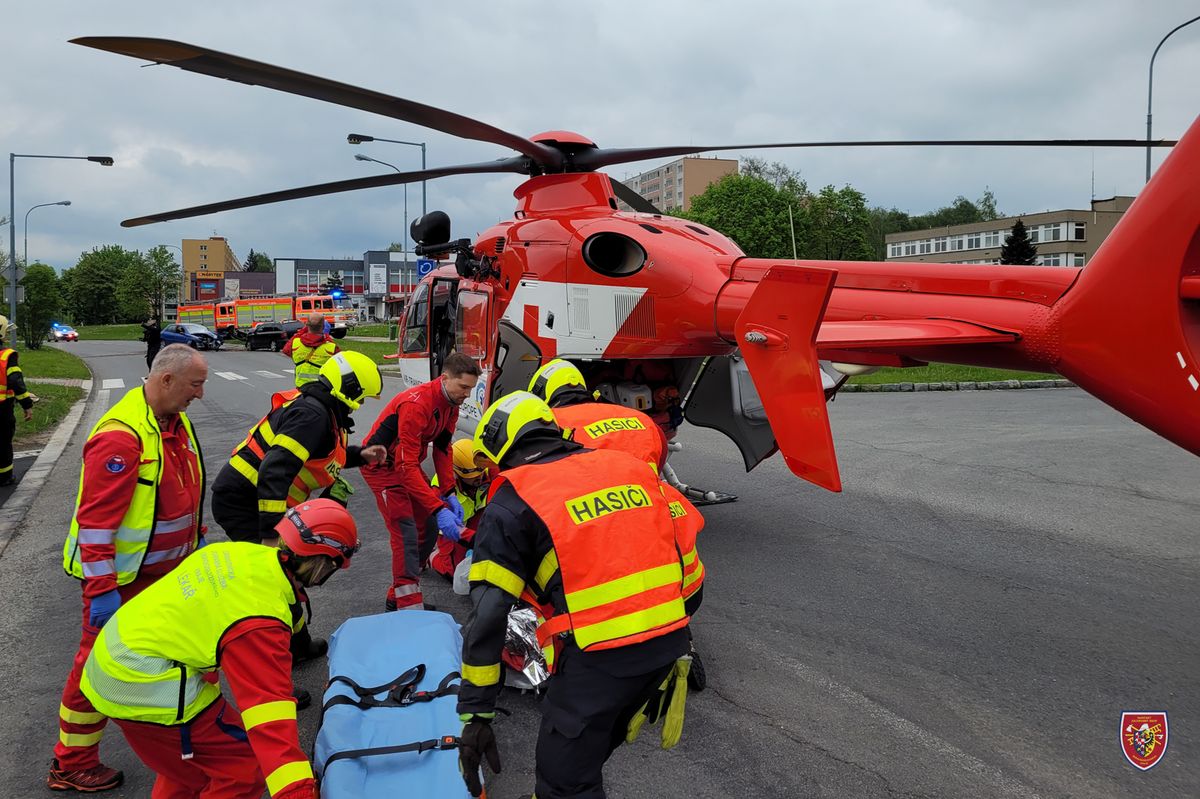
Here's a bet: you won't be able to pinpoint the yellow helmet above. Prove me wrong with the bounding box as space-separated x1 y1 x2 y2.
318 351 382 411
452 438 487 481
474 391 560 465
528 359 587 406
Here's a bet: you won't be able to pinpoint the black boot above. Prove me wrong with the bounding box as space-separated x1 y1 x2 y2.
293 687 311 710
290 627 328 666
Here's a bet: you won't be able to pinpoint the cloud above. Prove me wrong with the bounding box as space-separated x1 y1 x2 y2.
5 0 1200 270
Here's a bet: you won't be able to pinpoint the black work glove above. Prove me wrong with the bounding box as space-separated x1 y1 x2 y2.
459 718 501 797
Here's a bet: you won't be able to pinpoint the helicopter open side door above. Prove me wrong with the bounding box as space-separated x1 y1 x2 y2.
397 276 460 386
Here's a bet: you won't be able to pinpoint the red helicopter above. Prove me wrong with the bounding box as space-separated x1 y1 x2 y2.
74 37 1196 496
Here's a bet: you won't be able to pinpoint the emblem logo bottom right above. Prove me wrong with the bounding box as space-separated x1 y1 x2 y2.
1120 711 1168 771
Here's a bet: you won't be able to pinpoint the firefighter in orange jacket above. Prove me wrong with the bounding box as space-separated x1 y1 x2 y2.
529 357 708 691
456 392 704 798
528 358 667 472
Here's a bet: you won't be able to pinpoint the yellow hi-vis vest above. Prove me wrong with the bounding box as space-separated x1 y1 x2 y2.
81 542 300 725
62 387 205 584
291 337 337 387
431 474 488 522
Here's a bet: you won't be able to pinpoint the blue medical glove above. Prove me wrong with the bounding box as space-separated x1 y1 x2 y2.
436 508 463 542
446 494 465 525
89 590 121 629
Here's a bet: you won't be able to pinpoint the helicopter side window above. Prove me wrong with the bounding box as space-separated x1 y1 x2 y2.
402 282 430 354
455 290 488 361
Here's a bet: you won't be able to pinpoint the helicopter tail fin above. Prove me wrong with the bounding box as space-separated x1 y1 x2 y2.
734 265 843 492
1050 113 1200 457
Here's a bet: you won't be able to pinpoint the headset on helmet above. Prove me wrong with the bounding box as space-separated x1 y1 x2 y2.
528 359 588 406
319 351 382 410
474 391 560 465
275 498 360 569
452 438 487 482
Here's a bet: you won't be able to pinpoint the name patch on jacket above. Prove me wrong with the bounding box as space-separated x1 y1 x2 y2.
668 501 687 519
566 484 653 524
581 417 646 439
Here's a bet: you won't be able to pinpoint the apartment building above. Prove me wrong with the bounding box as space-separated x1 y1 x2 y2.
620 156 738 212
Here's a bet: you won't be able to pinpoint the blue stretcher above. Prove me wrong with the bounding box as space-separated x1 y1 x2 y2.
314 610 472 798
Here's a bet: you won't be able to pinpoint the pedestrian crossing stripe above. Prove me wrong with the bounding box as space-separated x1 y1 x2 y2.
101 378 123 389
216 371 248 381
255 371 286 379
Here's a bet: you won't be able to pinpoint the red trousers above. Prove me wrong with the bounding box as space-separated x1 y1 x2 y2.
363 472 435 608
54 577 154 770
114 698 266 799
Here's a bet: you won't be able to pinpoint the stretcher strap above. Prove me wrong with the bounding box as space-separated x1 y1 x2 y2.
322 735 459 774
321 668 460 712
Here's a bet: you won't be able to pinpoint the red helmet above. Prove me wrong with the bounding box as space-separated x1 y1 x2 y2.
275 498 359 569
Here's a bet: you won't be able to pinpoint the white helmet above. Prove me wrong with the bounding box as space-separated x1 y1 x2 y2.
0 315 10 342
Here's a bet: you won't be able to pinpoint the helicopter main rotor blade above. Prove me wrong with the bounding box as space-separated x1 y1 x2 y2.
575 138 1179 171
610 180 662 214
120 157 529 227
71 37 561 170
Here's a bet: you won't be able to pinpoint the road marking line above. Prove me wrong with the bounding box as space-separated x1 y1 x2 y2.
255 371 285 379
216 371 248 381
100 378 124 390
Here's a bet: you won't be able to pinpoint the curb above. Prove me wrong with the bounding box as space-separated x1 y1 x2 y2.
0 377 94 559
842 379 1075 393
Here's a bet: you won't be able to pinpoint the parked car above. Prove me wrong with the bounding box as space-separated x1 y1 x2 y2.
48 323 79 342
246 320 304 352
161 322 222 351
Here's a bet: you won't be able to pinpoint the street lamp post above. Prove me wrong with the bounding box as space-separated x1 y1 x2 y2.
160 244 184 315
9 153 113 324
347 134 426 217
1146 15 1200 183
24 200 71 266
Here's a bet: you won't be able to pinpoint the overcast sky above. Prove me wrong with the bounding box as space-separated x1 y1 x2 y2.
3 1 1199 271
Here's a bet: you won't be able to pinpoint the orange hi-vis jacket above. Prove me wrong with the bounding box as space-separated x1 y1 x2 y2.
228 389 347 511
499 448 690 652
552 402 668 471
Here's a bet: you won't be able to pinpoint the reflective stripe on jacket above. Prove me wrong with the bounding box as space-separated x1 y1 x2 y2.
490 448 689 651
62 387 205 584
80 542 299 725
229 389 347 508
553 402 667 471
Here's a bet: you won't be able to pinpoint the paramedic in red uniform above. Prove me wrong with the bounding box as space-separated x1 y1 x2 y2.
49 344 208 793
362 352 480 610
78 499 359 799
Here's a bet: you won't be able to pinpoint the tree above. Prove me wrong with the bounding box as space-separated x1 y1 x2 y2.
388 242 406 252
680 170 809 259
323 271 344 291
63 245 142 325
116 246 181 321
999 219 1038 265
243 249 273 272
805 186 875 261
977 188 1000 221
17 263 61 349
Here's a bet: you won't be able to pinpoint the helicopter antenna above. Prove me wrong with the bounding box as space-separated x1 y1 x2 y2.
789 204 798 260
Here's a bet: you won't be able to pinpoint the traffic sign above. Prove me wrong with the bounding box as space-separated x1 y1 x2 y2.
417 258 435 277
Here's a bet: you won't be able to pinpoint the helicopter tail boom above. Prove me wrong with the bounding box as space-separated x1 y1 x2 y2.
1050 113 1200 457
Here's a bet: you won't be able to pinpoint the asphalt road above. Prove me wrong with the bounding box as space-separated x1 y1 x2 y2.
0 339 1196 797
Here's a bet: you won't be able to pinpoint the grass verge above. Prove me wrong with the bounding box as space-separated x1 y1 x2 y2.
75 324 143 341
849 363 1055 385
14 347 91 379
337 339 399 363
15 383 86 449
350 323 392 338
